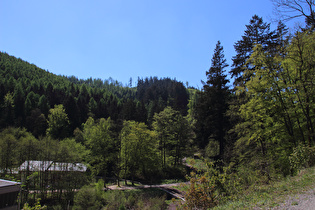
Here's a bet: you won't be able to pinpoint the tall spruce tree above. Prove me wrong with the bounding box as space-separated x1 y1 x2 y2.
230 15 277 87
195 41 230 160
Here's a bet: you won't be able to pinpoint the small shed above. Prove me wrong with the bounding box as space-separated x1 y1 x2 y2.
0 179 21 210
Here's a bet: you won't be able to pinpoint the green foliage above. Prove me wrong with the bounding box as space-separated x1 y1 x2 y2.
289 144 315 174
46 104 70 139
26 109 48 137
83 117 117 180
2 92 15 126
230 15 281 86
73 185 102 210
233 30 315 178
137 77 189 123
73 183 167 210
102 189 167 210
212 166 315 209
1 13 315 209
0 127 88 207
23 198 47 210
0 52 192 139
183 161 242 209
184 171 218 209
205 140 220 158
153 107 193 168
57 138 87 162
0 127 39 173
120 121 159 183
195 41 230 158
3 92 14 107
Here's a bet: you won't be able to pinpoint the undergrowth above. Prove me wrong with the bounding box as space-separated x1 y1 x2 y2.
213 166 315 209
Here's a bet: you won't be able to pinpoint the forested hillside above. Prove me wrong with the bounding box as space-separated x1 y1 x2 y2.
0 51 196 207
0 51 190 136
1 1 315 208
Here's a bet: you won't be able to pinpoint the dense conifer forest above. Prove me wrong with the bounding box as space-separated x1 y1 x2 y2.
1 1 315 208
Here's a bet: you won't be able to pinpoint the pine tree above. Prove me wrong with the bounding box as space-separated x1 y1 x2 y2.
230 15 277 87
195 41 230 160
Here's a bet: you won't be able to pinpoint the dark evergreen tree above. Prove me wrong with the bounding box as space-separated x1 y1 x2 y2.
64 94 80 131
230 15 277 86
135 101 147 123
136 77 189 124
227 18 289 163
38 95 50 116
2 92 15 127
195 41 230 160
13 83 26 126
121 98 137 121
97 97 109 119
26 108 47 137
77 84 90 123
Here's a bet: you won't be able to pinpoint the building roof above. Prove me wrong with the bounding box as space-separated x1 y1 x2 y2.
19 160 87 172
0 179 20 187
19 160 53 172
48 162 87 172
0 179 20 194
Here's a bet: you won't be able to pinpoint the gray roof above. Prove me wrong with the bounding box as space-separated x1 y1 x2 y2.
48 162 87 172
0 179 20 194
19 160 87 172
19 160 53 171
0 179 20 187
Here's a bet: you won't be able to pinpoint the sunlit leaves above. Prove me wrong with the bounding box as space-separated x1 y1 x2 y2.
235 30 315 176
46 104 70 139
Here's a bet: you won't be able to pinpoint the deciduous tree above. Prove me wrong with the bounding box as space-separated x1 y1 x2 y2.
120 121 158 184
83 117 116 186
46 104 70 139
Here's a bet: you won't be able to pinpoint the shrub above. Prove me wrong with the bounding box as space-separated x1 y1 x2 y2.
289 144 315 174
23 198 47 210
73 185 102 210
182 161 242 209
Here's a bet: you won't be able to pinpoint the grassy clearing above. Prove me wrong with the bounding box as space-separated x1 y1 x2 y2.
117 180 142 187
102 188 168 209
158 179 186 184
185 157 208 171
213 166 315 209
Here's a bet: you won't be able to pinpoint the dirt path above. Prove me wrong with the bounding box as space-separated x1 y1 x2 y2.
272 187 315 210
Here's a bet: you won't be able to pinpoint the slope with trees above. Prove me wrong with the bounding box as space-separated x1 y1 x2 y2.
1 2 315 208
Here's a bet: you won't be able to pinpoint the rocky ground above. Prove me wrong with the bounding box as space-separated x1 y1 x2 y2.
273 187 315 210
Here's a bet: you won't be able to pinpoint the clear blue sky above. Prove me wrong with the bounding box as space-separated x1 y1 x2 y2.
0 0 296 88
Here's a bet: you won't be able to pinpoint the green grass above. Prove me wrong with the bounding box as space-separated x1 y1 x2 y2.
185 157 208 171
213 166 315 209
102 188 168 209
158 179 186 184
117 180 142 187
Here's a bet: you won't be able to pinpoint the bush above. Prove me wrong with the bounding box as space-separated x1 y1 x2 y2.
274 149 291 177
182 161 242 209
73 185 102 210
23 199 47 210
103 189 167 210
289 144 315 174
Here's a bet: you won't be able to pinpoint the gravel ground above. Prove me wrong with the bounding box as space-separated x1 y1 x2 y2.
273 187 315 210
